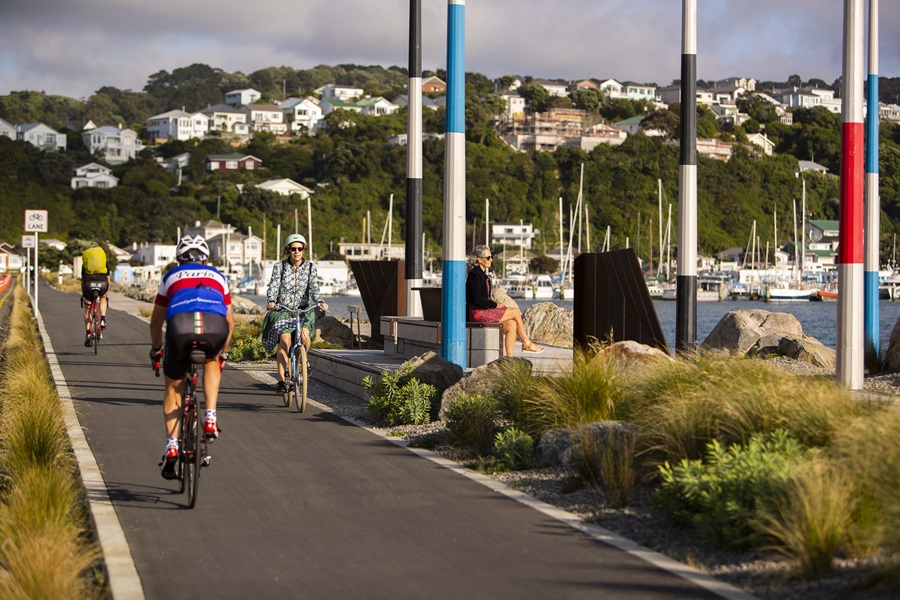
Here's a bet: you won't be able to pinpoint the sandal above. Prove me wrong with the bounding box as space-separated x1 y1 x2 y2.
522 343 545 354
275 380 287 394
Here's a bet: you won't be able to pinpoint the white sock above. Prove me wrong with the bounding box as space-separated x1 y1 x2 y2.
166 437 178 450
205 410 217 421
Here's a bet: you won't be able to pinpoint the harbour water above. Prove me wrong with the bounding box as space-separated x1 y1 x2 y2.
244 294 900 351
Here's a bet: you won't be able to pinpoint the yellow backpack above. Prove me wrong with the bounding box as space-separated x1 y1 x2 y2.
82 247 108 275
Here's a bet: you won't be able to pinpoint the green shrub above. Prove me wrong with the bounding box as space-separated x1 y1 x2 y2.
654 429 806 548
363 363 436 426
229 319 270 361
493 427 534 471
444 392 499 456
492 359 536 424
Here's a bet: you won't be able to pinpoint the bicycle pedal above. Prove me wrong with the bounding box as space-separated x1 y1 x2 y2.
202 456 211 467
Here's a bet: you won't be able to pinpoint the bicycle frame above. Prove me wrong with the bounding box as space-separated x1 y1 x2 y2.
272 304 320 413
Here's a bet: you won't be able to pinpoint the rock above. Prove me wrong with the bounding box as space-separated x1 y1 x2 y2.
231 295 263 315
404 352 464 411
536 421 638 469
593 340 674 378
886 318 900 373
315 315 353 347
777 335 836 371
702 309 804 356
523 302 573 347
438 357 532 419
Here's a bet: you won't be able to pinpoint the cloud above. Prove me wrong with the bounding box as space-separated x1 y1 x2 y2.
1 0 897 99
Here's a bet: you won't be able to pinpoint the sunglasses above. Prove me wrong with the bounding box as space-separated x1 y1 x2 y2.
483 255 493 260
289 246 306 252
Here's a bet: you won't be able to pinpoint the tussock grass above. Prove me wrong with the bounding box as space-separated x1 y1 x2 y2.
522 346 627 436
629 355 861 467
756 460 856 578
0 282 100 596
491 358 538 425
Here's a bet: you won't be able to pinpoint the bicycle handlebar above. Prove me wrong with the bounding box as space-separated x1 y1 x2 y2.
270 304 325 315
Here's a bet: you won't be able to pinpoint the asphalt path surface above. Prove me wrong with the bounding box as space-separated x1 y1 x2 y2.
39 282 724 599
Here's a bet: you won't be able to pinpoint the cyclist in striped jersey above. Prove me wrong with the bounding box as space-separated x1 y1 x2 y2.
149 235 234 480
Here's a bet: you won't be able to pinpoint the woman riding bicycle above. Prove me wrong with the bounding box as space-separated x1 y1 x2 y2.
263 233 328 394
149 235 234 480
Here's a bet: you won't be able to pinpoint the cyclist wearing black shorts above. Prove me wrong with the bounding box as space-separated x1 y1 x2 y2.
149 235 234 479
81 246 111 347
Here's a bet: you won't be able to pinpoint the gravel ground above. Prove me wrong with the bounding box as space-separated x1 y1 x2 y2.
235 358 899 600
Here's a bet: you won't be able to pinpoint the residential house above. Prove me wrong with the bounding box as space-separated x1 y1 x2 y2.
158 152 191 172
714 77 757 91
82 125 143 164
500 76 522 91
201 104 250 134
71 163 119 189
695 138 733 161
392 94 441 111
0 117 16 139
533 79 569 98
747 132 775 156
17 123 66 151
567 123 627 151
319 96 398 117
280 97 325 133
497 91 526 119
204 153 262 172
184 220 235 241
798 160 829 174
225 88 261 107
130 242 177 269
241 104 288 135
500 108 589 152
572 79 599 92
145 109 209 142
207 231 263 270
881 103 900 123
491 222 537 250
316 84 364 101
387 132 444 146
709 84 746 105
775 87 842 114
597 79 627 99
0 242 25 273
422 76 446 93
338 242 405 261
805 219 840 269
656 86 713 106
622 81 656 102
613 115 666 137
255 178 313 199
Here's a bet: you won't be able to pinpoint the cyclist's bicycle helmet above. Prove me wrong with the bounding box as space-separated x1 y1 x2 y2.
176 235 210 264
284 233 307 249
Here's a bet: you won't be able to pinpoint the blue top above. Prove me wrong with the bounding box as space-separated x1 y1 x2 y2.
155 263 231 320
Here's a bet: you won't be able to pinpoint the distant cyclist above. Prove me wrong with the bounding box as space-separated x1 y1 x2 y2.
149 235 234 480
81 245 111 347
263 233 328 394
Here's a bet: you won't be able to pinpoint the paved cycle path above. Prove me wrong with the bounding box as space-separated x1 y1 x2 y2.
39 282 734 600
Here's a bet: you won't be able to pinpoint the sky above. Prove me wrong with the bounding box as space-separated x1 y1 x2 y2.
2 0 899 100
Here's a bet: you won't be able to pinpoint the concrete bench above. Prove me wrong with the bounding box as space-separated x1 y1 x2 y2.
380 316 504 367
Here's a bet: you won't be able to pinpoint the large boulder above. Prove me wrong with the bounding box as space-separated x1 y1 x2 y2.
887 318 900 373
231 295 263 315
439 357 532 419
536 421 638 469
315 316 353 347
594 340 674 377
404 351 464 402
777 335 836 371
523 302 573 347
701 309 804 356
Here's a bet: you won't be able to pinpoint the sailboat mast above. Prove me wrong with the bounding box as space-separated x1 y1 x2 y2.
658 178 664 279
792 199 799 284
558 197 563 281
485 198 490 247
307 196 313 259
801 179 806 286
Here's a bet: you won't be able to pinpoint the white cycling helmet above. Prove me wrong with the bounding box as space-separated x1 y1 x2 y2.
284 233 307 249
176 235 210 263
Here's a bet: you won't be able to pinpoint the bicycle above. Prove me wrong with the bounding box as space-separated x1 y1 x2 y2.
271 304 322 413
82 286 103 354
153 342 212 509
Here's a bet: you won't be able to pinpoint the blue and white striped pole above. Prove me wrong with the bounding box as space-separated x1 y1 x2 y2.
676 0 698 353
837 0 865 389
441 0 466 367
405 0 424 317
864 0 880 355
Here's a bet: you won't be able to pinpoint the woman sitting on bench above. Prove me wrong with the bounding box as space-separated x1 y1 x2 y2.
466 245 544 356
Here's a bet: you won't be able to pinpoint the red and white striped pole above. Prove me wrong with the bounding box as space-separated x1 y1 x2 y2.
837 0 865 389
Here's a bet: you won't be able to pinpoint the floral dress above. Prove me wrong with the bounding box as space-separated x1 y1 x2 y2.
262 259 323 353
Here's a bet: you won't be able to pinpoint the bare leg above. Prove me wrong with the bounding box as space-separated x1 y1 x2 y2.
163 377 185 438
100 296 108 319
502 320 516 356
497 307 535 351
202 358 221 411
83 304 91 333
276 332 292 381
300 328 311 352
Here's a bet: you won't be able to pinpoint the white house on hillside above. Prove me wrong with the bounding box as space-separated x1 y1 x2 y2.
82 126 143 164
280 97 325 133
491 222 537 250
201 104 250 134
256 178 313 199
131 242 177 268
598 79 627 99
533 80 569 97
146 109 209 142
319 96 398 116
207 231 263 269
71 163 119 189
316 84 364 101
0 117 16 139
225 88 261 106
17 123 66 151
241 104 288 134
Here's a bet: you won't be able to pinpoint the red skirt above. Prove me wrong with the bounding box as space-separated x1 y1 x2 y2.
467 306 506 323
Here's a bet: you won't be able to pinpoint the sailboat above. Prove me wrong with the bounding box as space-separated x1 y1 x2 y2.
766 197 814 301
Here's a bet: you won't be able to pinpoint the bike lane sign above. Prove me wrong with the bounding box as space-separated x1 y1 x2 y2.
25 210 48 233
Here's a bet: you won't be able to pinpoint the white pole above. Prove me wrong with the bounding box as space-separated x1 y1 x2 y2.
308 196 314 260
276 224 281 261
34 232 39 313
485 198 490 247
558 197 563 279
25 244 30 297
388 193 394 256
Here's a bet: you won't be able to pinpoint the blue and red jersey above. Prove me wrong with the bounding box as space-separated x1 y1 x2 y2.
155 264 231 320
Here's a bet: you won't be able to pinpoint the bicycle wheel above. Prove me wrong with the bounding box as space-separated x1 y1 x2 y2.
92 307 100 355
283 349 293 408
294 346 307 413
183 403 202 508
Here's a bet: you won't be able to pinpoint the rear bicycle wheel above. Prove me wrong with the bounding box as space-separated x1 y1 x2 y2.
92 307 100 355
183 403 202 508
294 346 307 413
